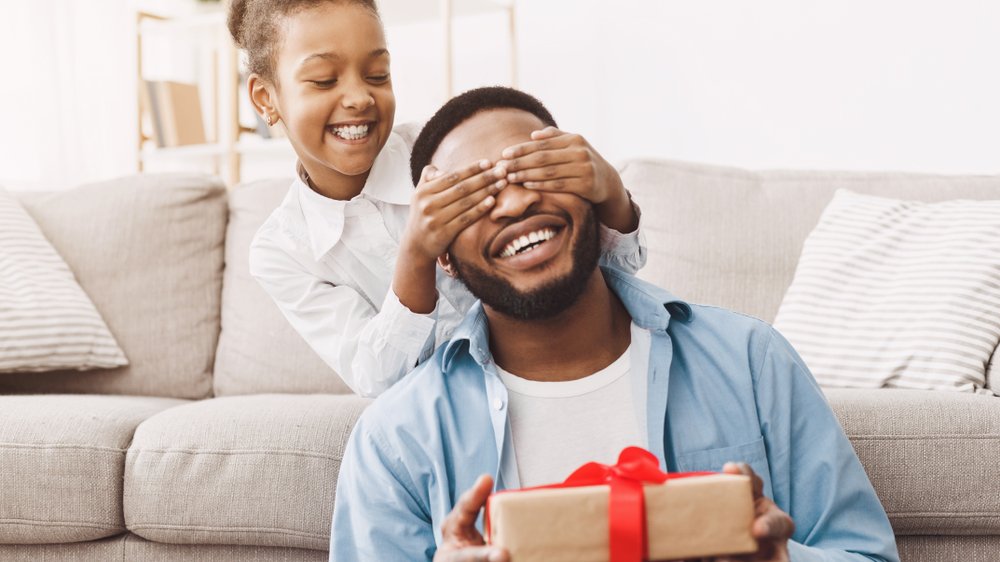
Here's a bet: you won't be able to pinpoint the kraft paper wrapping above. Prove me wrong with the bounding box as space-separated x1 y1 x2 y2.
487 474 757 562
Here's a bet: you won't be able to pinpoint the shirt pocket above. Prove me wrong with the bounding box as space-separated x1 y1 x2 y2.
675 436 768 475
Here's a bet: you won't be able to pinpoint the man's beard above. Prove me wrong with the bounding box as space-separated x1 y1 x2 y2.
450 207 600 321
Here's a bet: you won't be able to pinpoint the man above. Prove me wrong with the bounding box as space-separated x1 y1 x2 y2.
330 87 899 562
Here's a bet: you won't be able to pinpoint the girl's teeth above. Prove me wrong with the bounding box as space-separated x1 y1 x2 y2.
333 124 370 140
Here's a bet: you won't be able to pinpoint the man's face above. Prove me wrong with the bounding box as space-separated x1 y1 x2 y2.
432 109 600 320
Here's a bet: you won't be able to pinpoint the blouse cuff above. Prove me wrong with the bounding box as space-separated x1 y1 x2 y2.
380 288 439 352
599 195 646 255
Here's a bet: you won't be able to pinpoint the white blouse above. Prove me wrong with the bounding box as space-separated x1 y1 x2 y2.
249 131 647 397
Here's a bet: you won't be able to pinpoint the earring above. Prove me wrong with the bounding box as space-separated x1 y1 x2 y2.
265 113 273 127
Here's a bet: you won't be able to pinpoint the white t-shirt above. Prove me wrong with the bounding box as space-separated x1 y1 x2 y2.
496 323 649 488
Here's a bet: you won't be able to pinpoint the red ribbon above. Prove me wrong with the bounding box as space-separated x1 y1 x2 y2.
486 446 712 562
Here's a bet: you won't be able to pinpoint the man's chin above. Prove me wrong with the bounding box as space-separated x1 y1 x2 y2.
453 207 601 321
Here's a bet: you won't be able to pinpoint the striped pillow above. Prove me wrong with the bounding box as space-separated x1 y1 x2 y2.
774 189 1000 394
0 189 128 373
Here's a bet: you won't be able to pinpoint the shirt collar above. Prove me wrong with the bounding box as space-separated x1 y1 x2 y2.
296 131 413 259
441 267 692 371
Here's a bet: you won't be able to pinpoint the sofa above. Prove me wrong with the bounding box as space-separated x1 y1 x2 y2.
1 157 998 561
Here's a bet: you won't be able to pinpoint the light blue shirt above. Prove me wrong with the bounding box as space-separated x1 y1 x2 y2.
330 267 900 562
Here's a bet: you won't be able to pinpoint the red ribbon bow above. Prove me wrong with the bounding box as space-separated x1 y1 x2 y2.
487 446 711 562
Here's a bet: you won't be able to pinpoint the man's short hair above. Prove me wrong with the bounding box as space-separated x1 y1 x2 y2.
409 86 558 186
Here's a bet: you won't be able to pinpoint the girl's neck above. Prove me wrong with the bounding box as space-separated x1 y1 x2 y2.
300 161 370 201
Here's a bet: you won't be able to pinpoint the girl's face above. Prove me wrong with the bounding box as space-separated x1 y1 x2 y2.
271 3 395 192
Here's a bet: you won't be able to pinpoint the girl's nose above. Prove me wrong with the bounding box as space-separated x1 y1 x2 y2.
490 182 541 221
341 79 375 111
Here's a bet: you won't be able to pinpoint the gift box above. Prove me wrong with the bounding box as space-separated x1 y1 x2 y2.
486 447 757 562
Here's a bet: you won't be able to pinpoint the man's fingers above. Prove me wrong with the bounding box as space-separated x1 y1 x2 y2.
441 475 494 541
753 505 795 541
723 462 764 498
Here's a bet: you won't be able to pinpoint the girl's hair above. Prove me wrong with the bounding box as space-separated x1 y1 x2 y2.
227 0 380 84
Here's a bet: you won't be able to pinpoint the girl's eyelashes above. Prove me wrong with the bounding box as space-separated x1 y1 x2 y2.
367 74 390 84
311 79 338 88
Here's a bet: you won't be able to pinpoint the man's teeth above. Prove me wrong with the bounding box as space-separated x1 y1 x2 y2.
500 228 556 258
331 124 371 140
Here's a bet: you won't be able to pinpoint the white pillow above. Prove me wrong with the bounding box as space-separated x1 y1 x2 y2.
0 188 128 372
774 189 1000 394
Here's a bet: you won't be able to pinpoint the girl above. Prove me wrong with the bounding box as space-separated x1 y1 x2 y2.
228 0 646 397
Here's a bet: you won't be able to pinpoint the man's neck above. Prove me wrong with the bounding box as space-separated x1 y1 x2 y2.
486 269 632 382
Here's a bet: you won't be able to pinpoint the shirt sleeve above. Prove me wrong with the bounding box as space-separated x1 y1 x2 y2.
754 328 900 562
249 232 437 398
330 418 437 561
597 194 647 274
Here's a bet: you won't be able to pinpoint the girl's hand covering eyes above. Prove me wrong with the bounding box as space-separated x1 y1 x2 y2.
496 127 638 233
401 159 508 262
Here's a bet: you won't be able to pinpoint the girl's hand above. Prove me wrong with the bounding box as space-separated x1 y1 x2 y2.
497 127 638 233
402 159 508 262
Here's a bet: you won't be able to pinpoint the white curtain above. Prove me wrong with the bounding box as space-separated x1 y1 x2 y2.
1 1 137 191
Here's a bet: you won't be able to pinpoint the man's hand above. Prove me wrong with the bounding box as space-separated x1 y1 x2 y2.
433 474 510 562
498 127 638 233
702 463 795 562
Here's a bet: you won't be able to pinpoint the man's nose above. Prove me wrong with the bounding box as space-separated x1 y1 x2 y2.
489 182 541 221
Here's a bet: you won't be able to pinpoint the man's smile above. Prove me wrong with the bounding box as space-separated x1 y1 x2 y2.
487 213 570 270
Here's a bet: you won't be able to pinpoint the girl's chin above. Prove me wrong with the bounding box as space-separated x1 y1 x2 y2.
320 154 377 178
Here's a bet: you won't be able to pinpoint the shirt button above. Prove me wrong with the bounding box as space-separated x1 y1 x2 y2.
493 399 504 411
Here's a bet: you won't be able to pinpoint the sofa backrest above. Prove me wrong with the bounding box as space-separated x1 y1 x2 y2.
621 158 1000 322
212 177 352 396
1 174 227 399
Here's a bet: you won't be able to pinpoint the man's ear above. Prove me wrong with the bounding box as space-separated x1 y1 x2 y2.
437 252 459 278
248 73 280 127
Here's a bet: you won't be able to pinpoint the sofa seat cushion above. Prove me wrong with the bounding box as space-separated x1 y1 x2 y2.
825 388 1000 534
124 394 369 551
0 395 188 544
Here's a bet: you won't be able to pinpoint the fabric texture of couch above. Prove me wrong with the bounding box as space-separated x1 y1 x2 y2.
1 156 999 561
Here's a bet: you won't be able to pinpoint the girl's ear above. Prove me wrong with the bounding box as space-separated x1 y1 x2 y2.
248 73 279 126
437 252 459 278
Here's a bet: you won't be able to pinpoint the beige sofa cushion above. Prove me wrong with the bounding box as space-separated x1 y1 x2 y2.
124 394 369 550
620 159 1000 322
825 388 1000 534
0 395 186 544
213 179 351 396
0 174 227 399
0 534 327 562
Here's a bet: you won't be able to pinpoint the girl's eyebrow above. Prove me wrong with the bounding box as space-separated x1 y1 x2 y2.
301 48 389 66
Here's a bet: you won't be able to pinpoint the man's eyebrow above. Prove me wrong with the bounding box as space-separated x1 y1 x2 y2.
301 49 388 66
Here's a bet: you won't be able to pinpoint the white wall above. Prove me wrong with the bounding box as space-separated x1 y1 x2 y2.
393 0 1000 174
2 0 997 191
537 0 1000 173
